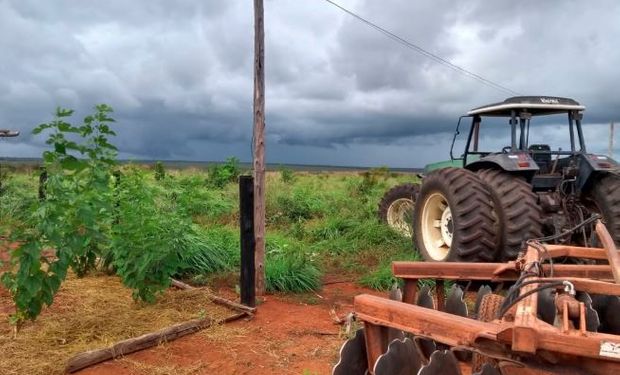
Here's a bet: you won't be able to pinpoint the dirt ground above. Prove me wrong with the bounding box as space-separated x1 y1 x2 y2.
78 280 383 375
0 238 384 375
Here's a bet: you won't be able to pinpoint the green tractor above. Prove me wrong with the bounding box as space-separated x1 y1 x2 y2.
378 96 620 262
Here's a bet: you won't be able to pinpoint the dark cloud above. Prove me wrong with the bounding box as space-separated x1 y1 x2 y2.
0 0 619 168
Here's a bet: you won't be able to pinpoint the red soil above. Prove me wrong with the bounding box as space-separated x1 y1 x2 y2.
79 281 384 375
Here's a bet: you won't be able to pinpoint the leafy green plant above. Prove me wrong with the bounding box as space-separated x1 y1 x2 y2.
1 105 117 322
207 157 241 188
111 168 189 303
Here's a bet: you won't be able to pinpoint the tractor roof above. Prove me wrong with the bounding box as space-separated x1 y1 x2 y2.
467 96 585 117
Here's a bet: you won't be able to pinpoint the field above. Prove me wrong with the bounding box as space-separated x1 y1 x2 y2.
0 161 420 374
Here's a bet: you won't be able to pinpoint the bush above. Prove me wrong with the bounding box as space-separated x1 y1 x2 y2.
154 161 166 181
111 169 185 303
2 105 118 321
272 186 325 222
279 165 296 184
207 157 241 188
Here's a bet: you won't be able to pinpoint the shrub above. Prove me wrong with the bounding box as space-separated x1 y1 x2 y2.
279 165 296 184
2 105 118 322
111 169 182 302
272 186 325 222
207 157 241 188
154 161 166 181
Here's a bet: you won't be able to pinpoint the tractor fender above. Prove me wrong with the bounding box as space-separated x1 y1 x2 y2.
465 153 539 181
577 154 620 191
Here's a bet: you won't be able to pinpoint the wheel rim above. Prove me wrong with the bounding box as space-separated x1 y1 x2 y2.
421 192 453 260
387 198 415 237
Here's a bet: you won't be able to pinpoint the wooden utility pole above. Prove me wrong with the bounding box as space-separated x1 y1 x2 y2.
609 122 615 158
253 0 266 296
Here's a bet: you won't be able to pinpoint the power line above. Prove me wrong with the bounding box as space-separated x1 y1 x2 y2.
323 0 520 96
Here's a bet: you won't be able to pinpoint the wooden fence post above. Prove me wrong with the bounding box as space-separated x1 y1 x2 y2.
239 175 256 307
253 0 266 296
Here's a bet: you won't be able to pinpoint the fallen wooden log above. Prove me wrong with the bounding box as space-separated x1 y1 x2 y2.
65 312 247 373
170 278 257 315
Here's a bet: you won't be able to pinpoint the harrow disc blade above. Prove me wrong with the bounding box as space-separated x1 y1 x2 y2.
577 292 601 332
417 285 435 309
474 285 492 318
388 283 405 342
473 363 501 375
332 329 367 375
444 285 471 361
373 338 422 375
389 283 403 302
418 350 462 375
592 294 620 334
415 285 437 362
414 336 437 362
445 285 468 317
537 287 556 325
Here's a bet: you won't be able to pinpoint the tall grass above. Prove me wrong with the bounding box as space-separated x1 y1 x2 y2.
4 166 419 293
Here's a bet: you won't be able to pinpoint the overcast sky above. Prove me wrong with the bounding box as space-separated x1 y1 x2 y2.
1 0 619 167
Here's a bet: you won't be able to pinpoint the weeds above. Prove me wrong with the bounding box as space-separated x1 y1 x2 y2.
359 251 421 291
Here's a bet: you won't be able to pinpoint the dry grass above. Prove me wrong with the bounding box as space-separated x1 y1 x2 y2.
120 359 208 375
0 273 232 375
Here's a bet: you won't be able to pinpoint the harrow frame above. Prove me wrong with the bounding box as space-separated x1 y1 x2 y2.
348 221 620 374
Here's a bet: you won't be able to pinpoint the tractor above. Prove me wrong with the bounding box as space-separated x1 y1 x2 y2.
379 96 620 262
336 97 620 374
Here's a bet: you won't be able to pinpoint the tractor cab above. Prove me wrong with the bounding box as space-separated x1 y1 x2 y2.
449 96 617 192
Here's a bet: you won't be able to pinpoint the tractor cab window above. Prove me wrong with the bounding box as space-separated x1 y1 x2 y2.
526 117 574 154
467 117 511 155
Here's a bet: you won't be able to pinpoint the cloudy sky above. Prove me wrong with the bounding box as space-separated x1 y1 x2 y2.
1 0 619 167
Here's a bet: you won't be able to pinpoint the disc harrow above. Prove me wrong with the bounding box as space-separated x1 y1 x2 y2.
333 220 620 374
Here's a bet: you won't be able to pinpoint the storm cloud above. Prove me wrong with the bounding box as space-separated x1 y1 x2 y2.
0 0 619 167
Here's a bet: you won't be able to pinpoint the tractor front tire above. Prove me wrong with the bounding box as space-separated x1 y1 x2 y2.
413 168 497 262
378 183 420 237
477 169 543 260
587 174 620 245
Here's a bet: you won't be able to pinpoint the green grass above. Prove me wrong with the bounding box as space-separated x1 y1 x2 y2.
2 166 420 293
359 250 421 291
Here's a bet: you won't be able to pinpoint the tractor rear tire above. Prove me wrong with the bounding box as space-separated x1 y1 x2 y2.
587 174 620 246
378 183 419 237
413 168 497 262
477 169 543 260
472 294 504 372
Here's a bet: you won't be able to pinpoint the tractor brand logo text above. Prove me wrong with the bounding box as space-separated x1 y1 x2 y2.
540 98 560 104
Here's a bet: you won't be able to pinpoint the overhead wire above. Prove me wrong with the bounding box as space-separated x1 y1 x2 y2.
323 0 521 96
